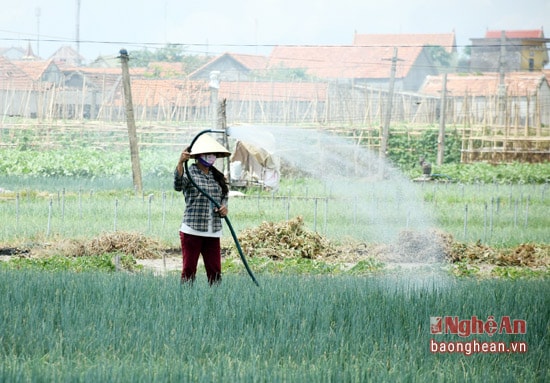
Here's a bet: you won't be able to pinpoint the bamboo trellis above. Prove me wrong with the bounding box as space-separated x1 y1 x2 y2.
1 81 549 162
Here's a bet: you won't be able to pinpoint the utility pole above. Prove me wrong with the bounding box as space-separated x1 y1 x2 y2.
437 73 447 166
498 30 507 127
75 0 81 59
35 7 41 56
119 49 143 194
380 47 398 159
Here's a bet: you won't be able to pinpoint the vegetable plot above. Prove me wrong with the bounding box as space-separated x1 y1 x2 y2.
0 271 546 382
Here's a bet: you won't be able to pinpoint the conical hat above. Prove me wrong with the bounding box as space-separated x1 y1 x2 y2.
189 134 231 158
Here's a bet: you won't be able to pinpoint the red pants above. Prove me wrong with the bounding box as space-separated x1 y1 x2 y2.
179 231 221 285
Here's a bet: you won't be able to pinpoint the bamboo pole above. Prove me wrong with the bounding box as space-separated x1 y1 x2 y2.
48 85 56 120
24 87 32 118
524 94 530 137
79 78 87 120
535 89 541 134
363 88 370 126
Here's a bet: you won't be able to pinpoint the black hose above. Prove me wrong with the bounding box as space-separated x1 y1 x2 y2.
184 129 259 286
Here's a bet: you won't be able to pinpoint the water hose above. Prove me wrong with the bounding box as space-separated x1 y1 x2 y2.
184 129 259 286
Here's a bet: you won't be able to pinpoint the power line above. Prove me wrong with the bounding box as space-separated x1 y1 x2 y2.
2 31 542 51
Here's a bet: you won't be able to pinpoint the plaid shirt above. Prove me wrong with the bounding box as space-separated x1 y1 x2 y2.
174 164 228 232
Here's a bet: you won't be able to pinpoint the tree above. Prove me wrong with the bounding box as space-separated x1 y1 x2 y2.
128 44 210 74
154 44 185 62
253 65 312 81
425 45 454 72
128 49 155 67
457 46 471 73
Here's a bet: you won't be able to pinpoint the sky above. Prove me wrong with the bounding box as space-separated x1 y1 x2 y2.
0 0 548 63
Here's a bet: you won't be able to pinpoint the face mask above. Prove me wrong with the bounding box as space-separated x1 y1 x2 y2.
198 154 217 167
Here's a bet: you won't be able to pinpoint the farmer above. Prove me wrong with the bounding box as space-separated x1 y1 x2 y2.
174 134 231 285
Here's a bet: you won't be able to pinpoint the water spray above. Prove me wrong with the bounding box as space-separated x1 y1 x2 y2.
185 129 259 286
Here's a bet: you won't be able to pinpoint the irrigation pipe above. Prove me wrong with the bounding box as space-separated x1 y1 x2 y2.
184 129 259 286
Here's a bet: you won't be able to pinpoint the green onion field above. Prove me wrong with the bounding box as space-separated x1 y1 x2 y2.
0 122 548 382
0 272 547 382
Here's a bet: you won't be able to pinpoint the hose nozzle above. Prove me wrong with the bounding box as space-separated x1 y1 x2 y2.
209 129 226 134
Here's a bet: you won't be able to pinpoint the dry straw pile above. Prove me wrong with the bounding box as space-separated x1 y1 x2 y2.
236 216 336 260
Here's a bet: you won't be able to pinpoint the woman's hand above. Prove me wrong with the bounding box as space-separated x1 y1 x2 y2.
216 205 228 217
179 148 191 164
176 147 191 176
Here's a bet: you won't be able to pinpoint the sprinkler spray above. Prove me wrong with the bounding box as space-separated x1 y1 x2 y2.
185 129 259 286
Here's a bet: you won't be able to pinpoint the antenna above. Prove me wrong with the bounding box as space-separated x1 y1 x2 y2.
35 7 41 56
75 0 81 59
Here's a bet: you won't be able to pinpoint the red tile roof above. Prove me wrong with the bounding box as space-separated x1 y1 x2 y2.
219 81 328 102
268 45 423 79
121 79 209 107
120 79 328 107
484 29 545 39
353 32 457 53
229 53 269 71
0 57 36 90
12 59 56 81
420 72 549 97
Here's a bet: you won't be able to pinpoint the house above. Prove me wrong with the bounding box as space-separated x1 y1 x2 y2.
0 57 52 118
219 81 328 103
64 66 146 90
88 55 122 68
218 81 330 123
0 46 26 60
12 59 64 85
267 44 437 92
60 66 152 119
419 72 550 98
188 52 269 82
18 42 41 61
419 72 550 125
470 29 549 72
106 78 210 121
49 45 86 67
101 76 331 124
0 57 35 90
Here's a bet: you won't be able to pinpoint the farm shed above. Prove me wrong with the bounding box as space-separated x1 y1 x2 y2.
230 140 280 190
